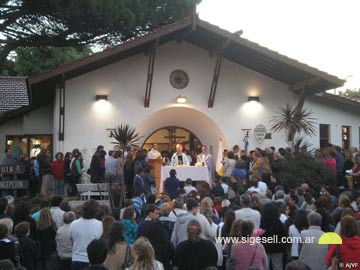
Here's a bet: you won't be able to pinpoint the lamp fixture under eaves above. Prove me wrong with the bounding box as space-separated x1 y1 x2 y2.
176 95 187 104
96 95 108 101
248 96 260 102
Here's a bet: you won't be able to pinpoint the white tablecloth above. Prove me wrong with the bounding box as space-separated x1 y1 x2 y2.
160 166 211 193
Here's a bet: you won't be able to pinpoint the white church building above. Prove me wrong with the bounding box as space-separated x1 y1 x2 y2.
1 16 359 165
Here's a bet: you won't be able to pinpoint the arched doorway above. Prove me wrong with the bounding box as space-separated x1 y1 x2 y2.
136 106 228 159
142 126 203 154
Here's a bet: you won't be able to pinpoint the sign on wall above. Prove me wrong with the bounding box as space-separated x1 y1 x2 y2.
254 124 267 144
0 165 25 174
0 165 27 190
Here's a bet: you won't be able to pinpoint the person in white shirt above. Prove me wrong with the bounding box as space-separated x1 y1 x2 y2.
56 211 76 269
171 144 190 166
184 178 197 195
69 200 103 269
50 195 65 229
235 194 261 229
147 143 161 160
105 150 118 176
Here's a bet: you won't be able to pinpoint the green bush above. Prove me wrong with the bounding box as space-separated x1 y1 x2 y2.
272 155 332 188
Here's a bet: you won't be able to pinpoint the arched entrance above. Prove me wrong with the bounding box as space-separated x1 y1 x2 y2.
142 126 203 154
136 106 227 158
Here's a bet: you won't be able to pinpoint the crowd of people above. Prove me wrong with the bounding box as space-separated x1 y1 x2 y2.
0 143 360 270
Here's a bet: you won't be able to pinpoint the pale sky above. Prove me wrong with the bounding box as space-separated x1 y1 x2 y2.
198 0 360 92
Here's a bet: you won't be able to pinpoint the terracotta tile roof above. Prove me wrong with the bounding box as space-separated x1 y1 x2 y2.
0 76 30 112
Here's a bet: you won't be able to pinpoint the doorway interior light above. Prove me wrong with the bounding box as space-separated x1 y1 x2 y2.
248 96 260 102
176 95 187 104
95 95 108 101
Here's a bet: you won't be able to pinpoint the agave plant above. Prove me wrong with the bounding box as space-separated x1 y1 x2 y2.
270 103 317 146
109 124 143 151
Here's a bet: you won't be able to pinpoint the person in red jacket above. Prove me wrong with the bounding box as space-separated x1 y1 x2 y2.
326 216 360 270
324 151 337 184
52 152 65 196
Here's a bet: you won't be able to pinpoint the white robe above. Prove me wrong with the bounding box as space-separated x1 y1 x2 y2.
171 152 190 166
197 152 214 178
147 148 161 159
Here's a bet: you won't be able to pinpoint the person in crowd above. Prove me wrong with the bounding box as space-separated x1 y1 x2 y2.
90 145 106 183
260 203 287 270
69 200 103 270
124 153 135 198
36 208 57 270
56 211 76 270
159 203 176 240
349 154 360 190
52 152 65 196
69 150 83 196
300 192 315 210
334 207 359 234
211 179 225 197
197 145 214 178
299 212 328 270
169 197 187 221
131 191 144 218
14 221 40 270
133 168 146 196
175 219 217 270
164 169 180 200
122 207 138 244
232 159 247 186
285 260 311 270
13 200 37 241
324 151 337 183
104 222 129 270
183 178 197 196
137 204 160 237
2 149 15 165
49 195 65 229
63 152 72 196
250 150 264 182
130 237 165 270
0 197 10 219
230 220 267 270
147 143 161 160
87 239 108 270
326 216 360 269
145 220 175 270
101 216 115 244
331 194 354 224
0 259 16 270
171 198 214 247
0 223 22 266
38 149 53 197
223 151 236 182
235 194 261 229
171 144 190 166
288 209 308 260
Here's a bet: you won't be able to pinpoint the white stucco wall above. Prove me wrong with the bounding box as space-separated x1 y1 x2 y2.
53 41 299 166
0 105 53 161
305 99 360 149
2 41 357 167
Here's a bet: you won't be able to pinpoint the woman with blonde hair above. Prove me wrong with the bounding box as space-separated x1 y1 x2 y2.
130 237 164 270
175 219 218 270
36 208 57 270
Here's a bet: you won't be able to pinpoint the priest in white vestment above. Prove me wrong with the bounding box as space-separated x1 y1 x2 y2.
197 145 214 178
147 143 161 159
171 144 190 166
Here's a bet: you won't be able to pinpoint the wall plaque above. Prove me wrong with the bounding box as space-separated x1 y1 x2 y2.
254 124 267 144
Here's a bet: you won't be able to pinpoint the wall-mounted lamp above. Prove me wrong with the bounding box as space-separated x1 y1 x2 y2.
176 95 187 104
248 96 260 102
96 95 108 101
